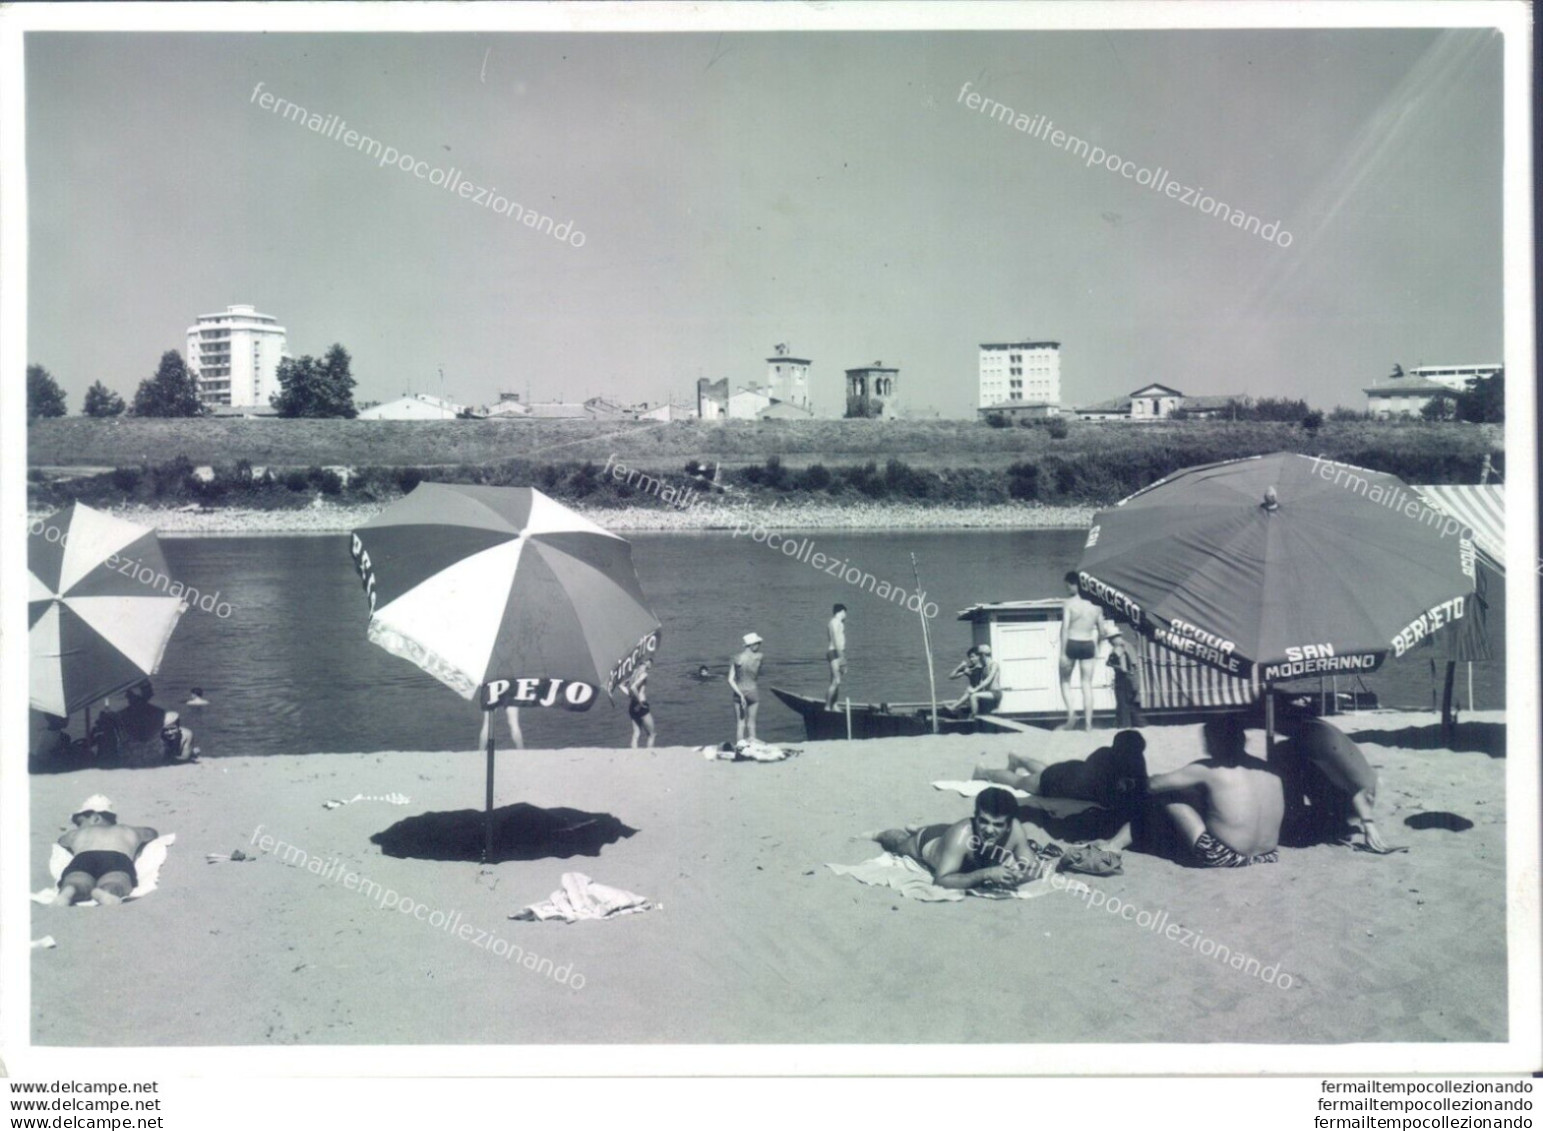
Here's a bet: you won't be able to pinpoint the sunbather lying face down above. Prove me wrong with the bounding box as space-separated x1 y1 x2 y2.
875 787 1050 890
55 796 158 906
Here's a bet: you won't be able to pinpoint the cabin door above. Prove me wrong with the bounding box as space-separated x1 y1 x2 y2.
994 621 1060 714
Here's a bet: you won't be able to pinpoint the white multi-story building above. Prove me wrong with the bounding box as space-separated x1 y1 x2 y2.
187 304 288 408
1364 363 1501 418
1405 364 1501 393
978 339 1061 412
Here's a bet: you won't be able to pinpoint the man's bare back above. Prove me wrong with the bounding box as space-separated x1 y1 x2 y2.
1184 760 1284 856
60 823 151 857
1064 595 1102 641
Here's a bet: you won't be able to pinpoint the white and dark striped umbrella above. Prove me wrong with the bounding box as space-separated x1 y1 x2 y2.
350 483 660 708
28 504 186 717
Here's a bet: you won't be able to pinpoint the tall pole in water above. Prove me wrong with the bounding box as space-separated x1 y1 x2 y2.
911 553 940 733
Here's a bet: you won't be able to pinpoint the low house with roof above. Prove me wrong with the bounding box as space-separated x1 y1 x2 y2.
1072 384 1243 422
357 393 465 421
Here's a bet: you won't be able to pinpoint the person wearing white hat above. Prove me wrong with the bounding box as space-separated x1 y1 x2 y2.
727 632 765 744
54 796 159 906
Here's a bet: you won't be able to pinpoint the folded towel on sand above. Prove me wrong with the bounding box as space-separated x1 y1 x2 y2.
826 852 1059 903
700 739 801 763
512 872 656 922
32 835 177 906
932 781 1099 818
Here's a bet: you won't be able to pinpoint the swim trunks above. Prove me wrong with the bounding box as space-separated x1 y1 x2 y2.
1192 831 1277 868
60 849 138 889
628 699 651 722
1065 638 1097 661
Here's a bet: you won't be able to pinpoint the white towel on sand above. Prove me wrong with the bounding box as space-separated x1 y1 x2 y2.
932 781 1100 818
31 835 176 906
826 852 1058 903
701 739 801 762
512 872 656 922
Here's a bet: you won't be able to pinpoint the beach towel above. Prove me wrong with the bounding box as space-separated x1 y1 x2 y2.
702 739 801 763
31 835 176 906
931 781 1100 819
826 852 1059 903
511 872 656 923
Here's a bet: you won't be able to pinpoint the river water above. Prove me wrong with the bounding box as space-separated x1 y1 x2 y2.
141 530 1505 755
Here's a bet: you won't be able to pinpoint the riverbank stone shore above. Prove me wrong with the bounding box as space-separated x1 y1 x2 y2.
29 500 1098 537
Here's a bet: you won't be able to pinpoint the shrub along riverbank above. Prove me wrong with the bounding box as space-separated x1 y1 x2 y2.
27 422 1502 519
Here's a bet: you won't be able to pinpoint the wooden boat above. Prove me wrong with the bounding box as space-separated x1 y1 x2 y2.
773 598 1374 741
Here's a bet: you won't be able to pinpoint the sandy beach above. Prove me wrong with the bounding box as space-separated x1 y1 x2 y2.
29 500 1098 537
30 710 1506 1046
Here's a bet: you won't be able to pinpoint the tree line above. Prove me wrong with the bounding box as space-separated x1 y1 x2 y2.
26 344 360 420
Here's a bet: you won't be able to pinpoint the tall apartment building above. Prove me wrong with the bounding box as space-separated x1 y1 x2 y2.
977 339 1061 412
187 304 288 408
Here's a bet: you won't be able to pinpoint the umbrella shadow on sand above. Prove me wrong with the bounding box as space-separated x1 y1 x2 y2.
1344 721 1506 759
371 803 638 864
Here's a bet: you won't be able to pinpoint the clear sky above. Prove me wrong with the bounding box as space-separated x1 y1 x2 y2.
26 27 1503 417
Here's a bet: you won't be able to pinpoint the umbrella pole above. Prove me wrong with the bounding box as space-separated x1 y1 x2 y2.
910 553 940 735
482 709 496 865
1264 683 1276 758
1440 661 1457 743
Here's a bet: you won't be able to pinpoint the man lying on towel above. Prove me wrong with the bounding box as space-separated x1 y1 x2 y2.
1098 716 1284 868
876 787 1049 891
976 729 1149 810
54 795 158 906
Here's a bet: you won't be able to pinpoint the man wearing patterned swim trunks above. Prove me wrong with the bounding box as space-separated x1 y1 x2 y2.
1145 715 1284 868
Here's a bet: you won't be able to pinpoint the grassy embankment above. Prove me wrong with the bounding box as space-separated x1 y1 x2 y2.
27 417 1502 514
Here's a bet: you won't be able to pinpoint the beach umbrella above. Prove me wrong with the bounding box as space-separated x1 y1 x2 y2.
1075 453 1477 741
349 483 661 860
28 503 187 718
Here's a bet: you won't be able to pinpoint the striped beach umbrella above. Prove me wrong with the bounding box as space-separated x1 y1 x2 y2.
350 484 661 859
29 504 186 717
350 483 660 704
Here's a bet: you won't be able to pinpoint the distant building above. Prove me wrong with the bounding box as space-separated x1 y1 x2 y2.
584 396 629 419
697 377 729 420
765 344 811 411
1129 383 1185 420
1365 364 1499 418
758 399 815 421
728 386 774 419
527 401 594 419
188 304 287 409
357 393 464 421
978 340 1060 413
634 400 690 422
1072 384 1243 422
483 393 531 419
1405 364 1501 392
845 362 898 419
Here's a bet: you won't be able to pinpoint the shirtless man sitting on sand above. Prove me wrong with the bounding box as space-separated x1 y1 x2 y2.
1099 715 1283 867
55 795 158 906
875 787 1050 891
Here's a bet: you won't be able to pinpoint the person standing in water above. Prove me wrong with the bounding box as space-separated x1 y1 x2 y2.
824 604 848 710
728 632 765 744
624 659 656 749
1060 571 1102 730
